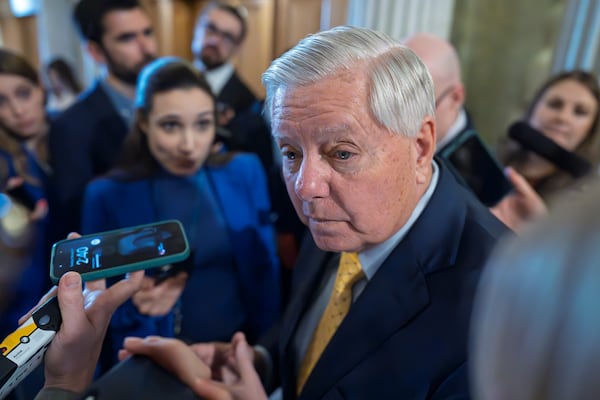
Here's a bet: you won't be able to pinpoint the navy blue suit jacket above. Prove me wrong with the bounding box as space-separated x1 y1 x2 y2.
48 82 128 240
277 160 508 400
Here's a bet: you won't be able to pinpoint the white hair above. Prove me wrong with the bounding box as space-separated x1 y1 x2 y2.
471 180 600 400
262 26 435 137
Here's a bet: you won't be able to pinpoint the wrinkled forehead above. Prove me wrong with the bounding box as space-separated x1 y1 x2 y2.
268 66 370 117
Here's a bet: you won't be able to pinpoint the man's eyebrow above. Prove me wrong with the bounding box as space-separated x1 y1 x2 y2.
115 31 137 41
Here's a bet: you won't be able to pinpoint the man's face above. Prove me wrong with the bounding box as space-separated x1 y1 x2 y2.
272 69 434 253
191 8 243 70
99 8 157 85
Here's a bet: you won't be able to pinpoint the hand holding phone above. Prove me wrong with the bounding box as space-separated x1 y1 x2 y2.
49 220 190 284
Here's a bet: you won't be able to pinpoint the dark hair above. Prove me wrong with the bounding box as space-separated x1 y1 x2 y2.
73 0 142 45
110 57 219 180
0 49 40 86
198 1 248 43
0 49 46 185
46 58 82 94
500 70 600 199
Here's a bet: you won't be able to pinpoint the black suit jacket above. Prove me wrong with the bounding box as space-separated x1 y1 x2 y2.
274 160 508 400
217 71 257 114
48 82 128 240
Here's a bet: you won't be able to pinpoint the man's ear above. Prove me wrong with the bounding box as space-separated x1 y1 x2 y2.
87 41 107 64
451 84 465 109
414 116 436 184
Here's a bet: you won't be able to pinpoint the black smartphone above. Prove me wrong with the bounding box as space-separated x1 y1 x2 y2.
439 130 513 207
5 185 37 211
49 220 190 284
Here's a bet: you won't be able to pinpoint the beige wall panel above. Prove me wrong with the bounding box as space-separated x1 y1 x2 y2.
274 0 321 57
0 15 39 69
234 0 275 98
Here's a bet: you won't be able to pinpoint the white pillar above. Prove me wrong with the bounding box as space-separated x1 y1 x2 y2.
552 0 600 74
347 0 455 40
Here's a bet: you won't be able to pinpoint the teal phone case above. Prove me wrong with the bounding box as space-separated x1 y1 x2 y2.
49 220 190 284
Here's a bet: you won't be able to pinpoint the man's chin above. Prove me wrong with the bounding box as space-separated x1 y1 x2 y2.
200 56 224 71
310 227 362 253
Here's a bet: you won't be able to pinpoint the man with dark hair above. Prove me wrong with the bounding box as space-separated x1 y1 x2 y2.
191 0 273 167
192 1 254 116
48 0 157 240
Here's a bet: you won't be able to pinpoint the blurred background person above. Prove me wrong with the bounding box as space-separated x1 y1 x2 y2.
0 48 54 400
81 57 280 371
403 32 472 151
48 0 157 245
0 48 52 338
471 177 600 400
192 0 303 306
45 57 82 114
499 70 600 201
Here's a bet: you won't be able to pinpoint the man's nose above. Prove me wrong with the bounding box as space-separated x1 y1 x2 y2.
294 156 329 201
138 35 157 57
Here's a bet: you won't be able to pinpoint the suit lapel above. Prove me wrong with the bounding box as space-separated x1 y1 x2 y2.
279 239 331 399
297 238 429 400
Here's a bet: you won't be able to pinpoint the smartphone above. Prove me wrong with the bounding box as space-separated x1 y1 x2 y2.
439 130 513 207
49 220 190 284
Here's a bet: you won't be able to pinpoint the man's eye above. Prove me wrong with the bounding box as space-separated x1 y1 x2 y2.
335 150 352 160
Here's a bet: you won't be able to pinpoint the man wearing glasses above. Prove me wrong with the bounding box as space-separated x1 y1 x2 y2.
192 1 257 121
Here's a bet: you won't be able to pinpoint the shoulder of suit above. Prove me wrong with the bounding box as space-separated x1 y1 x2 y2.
53 83 112 123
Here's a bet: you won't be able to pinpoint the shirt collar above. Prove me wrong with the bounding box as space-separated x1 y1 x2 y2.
436 108 467 151
99 78 135 126
195 61 235 97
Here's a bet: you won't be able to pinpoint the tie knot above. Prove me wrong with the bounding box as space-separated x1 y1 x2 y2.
335 252 364 293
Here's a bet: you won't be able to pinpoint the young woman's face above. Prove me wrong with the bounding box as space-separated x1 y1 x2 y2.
0 74 46 139
529 79 598 151
143 88 216 176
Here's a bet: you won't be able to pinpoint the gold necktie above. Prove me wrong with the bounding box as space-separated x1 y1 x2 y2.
297 252 365 394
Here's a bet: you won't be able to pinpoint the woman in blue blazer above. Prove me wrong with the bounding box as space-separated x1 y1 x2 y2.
0 49 53 340
81 58 280 369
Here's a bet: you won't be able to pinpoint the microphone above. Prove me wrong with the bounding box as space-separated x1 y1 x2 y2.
508 121 592 178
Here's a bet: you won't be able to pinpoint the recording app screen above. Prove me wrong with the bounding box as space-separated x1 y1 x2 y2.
52 221 187 278
448 135 512 206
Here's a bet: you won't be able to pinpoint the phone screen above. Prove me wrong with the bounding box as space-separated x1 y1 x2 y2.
441 130 512 206
50 221 188 281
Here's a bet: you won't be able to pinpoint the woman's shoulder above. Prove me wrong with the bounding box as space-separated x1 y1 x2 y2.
86 175 149 195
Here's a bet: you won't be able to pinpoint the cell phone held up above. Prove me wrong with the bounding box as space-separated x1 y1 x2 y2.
49 220 190 284
439 129 513 207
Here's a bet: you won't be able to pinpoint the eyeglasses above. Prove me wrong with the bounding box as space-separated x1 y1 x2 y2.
435 85 455 108
202 22 240 46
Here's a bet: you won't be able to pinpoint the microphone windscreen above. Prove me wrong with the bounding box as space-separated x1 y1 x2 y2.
507 121 591 178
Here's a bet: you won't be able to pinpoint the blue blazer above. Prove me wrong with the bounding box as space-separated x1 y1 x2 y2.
82 153 281 351
276 160 508 400
48 82 128 241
